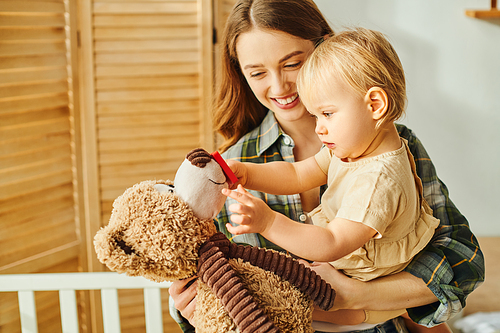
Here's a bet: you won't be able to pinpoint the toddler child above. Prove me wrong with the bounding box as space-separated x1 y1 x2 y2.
223 27 440 328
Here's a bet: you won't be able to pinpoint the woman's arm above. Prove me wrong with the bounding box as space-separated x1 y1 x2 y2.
396 124 485 326
307 262 438 312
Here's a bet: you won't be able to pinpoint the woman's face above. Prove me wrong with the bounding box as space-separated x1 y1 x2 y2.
236 28 315 123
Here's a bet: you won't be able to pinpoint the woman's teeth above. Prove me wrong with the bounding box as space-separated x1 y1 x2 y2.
275 94 298 105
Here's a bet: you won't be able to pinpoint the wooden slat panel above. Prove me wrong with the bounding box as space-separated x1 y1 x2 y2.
0 41 67 57
0 80 68 99
97 99 199 115
0 94 69 114
95 51 198 65
36 291 63 333
0 67 68 85
0 1 65 13
95 38 197 52
0 220 77 267
0 27 66 41
98 134 199 153
0 54 67 70
93 2 197 14
94 27 198 40
0 143 71 171
0 243 80 274
96 74 198 90
0 132 69 157
0 107 68 127
0 157 72 187
99 159 186 177
1 197 74 238
0 117 70 142
0 182 71 215
96 62 198 77
97 110 199 127
98 122 199 141
0 14 66 27
0 206 76 252
94 14 196 27
0 170 73 201
97 87 199 102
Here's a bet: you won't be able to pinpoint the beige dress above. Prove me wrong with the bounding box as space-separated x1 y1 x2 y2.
311 139 440 282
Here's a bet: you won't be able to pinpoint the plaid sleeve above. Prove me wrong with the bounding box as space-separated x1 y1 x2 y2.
168 295 196 333
396 124 485 327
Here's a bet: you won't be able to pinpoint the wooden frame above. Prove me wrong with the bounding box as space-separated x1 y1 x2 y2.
466 0 500 19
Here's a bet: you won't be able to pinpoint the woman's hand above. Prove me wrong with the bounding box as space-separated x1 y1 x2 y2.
222 184 277 235
301 261 362 311
169 277 198 326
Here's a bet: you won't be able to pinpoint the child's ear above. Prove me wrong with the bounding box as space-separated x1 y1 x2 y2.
365 87 388 120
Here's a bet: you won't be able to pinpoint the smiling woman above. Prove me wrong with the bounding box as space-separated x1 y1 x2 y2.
168 0 484 333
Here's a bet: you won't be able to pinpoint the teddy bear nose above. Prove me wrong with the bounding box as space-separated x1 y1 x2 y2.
115 238 135 255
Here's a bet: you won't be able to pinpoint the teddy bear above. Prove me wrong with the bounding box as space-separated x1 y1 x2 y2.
94 148 336 333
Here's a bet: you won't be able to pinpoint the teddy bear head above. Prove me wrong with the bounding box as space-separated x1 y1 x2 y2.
94 148 233 282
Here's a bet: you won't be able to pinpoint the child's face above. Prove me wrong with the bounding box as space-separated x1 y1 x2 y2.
304 76 378 162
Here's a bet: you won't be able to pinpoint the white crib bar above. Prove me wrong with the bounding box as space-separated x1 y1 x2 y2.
144 287 164 333
18 290 38 333
101 288 122 333
59 289 79 333
0 272 172 333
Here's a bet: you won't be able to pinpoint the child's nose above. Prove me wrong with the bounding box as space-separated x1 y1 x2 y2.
315 121 326 135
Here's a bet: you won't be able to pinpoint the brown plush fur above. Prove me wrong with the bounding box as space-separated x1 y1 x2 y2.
94 180 217 282
195 259 313 333
94 179 314 332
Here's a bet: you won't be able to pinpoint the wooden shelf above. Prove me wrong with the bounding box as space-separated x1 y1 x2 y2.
466 8 500 19
466 0 500 19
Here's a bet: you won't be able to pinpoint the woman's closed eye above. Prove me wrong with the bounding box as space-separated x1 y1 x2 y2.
249 71 265 78
284 61 301 69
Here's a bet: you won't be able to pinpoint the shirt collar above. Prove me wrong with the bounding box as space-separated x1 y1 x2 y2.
257 110 282 156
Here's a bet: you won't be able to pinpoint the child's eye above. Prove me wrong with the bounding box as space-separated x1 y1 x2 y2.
323 112 333 118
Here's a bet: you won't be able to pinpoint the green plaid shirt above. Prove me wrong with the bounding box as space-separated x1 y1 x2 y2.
172 110 484 331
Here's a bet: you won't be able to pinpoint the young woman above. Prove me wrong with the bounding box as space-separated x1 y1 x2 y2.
169 1 484 332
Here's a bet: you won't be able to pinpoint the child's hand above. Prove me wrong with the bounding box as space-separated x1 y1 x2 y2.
225 160 247 189
222 185 276 235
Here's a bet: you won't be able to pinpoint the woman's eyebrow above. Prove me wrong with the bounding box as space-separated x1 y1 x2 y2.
243 51 305 70
279 51 304 64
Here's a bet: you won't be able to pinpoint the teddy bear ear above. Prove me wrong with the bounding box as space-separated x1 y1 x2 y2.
153 183 174 194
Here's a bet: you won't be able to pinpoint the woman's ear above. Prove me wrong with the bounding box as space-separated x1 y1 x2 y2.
365 87 388 120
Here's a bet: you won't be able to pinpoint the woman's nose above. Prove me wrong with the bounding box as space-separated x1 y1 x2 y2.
270 71 290 96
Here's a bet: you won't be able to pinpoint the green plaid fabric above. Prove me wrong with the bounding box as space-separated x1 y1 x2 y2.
396 125 484 326
171 110 484 331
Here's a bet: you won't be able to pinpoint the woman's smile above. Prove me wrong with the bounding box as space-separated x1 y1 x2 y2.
272 93 300 109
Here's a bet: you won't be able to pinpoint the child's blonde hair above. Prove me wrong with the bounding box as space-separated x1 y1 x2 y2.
297 27 407 126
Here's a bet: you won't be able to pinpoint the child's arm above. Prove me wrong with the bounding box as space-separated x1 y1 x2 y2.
226 156 326 195
224 185 377 262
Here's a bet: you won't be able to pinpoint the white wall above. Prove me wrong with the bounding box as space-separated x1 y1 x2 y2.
315 0 500 236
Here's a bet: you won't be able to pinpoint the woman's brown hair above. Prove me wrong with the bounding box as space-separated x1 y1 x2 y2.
213 0 334 152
